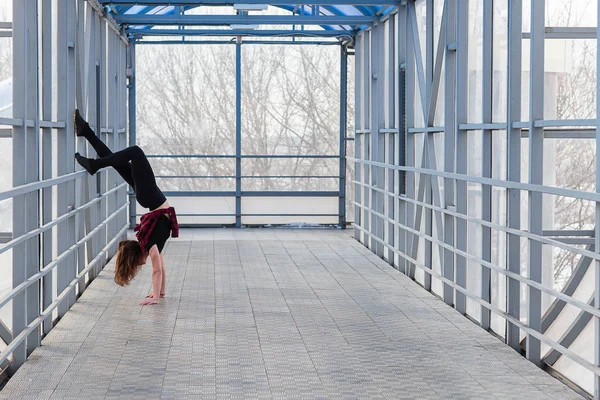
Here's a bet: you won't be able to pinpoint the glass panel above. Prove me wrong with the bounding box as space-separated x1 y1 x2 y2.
136 44 236 156
466 130 482 322
148 157 236 191
545 39 596 120
492 1 508 123
135 196 236 225
242 45 340 157
432 0 444 127
490 130 507 336
467 0 483 123
546 0 597 28
0 0 12 117
242 196 338 225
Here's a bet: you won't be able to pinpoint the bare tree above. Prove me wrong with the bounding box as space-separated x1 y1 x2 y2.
136 42 349 196
545 1 597 287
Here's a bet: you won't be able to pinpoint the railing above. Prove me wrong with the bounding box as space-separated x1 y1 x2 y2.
350 154 600 392
131 153 347 227
0 163 129 373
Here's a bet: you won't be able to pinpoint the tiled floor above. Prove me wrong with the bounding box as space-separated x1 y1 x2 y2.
0 229 582 399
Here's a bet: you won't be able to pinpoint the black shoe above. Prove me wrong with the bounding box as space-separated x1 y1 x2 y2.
74 109 90 138
75 152 98 175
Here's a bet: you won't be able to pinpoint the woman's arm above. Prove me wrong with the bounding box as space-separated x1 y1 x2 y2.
140 245 162 305
160 254 166 296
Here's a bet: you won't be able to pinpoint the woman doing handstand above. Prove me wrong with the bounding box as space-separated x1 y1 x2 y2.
73 109 178 306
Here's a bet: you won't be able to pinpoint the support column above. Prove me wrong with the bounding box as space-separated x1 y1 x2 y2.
455 0 468 314
506 0 522 351
594 0 600 395
11 0 40 371
370 23 385 257
354 35 363 240
128 41 137 228
56 0 69 318
405 2 416 279
423 0 433 292
443 0 457 306
481 0 493 331
235 37 242 228
396 7 407 275
41 0 54 335
339 45 348 229
527 0 545 367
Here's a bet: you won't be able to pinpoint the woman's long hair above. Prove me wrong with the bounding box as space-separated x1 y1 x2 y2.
114 240 144 286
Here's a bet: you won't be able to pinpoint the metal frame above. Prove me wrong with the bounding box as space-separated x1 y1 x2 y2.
2 0 129 375
3 0 600 397
352 0 600 397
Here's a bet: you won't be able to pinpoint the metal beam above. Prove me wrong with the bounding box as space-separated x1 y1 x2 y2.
594 0 600 399
404 2 415 279
339 45 348 228
128 42 136 228
137 39 342 45
454 0 467 315
103 0 396 5
128 28 354 37
235 39 242 228
506 0 522 352
396 5 407 275
527 0 545 367
353 35 363 241
41 0 54 336
480 0 493 332
442 0 456 306
114 14 377 25
522 27 597 39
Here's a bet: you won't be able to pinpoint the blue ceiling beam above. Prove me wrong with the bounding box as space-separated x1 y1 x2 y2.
102 0 397 5
114 14 377 25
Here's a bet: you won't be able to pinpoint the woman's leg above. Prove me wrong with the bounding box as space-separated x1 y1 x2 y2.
74 109 135 188
76 145 161 208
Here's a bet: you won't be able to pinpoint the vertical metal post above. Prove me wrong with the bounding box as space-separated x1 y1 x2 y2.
120 41 128 234
66 0 77 309
339 45 348 229
56 0 68 318
385 17 395 261
11 0 40 370
405 2 416 279
107 33 117 252
235 37 242 228
74 0 87 297
594 1 600 395
527 0 544 367
481 0 493 331
99 19 108 266
11 0 26 367
443 0 456 306
363 31 371 247
85 11 98 284
397 9 407 275
506 0 522 352
354 35 362 240
370 24 384 257
128 41 137 228
455 0 468 314
41 0 54 335
423 0 433 292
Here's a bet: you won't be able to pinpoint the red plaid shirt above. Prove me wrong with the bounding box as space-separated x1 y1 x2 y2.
134 207 179 252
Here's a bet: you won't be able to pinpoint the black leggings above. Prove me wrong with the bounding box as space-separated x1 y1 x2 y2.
79 124 166 210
